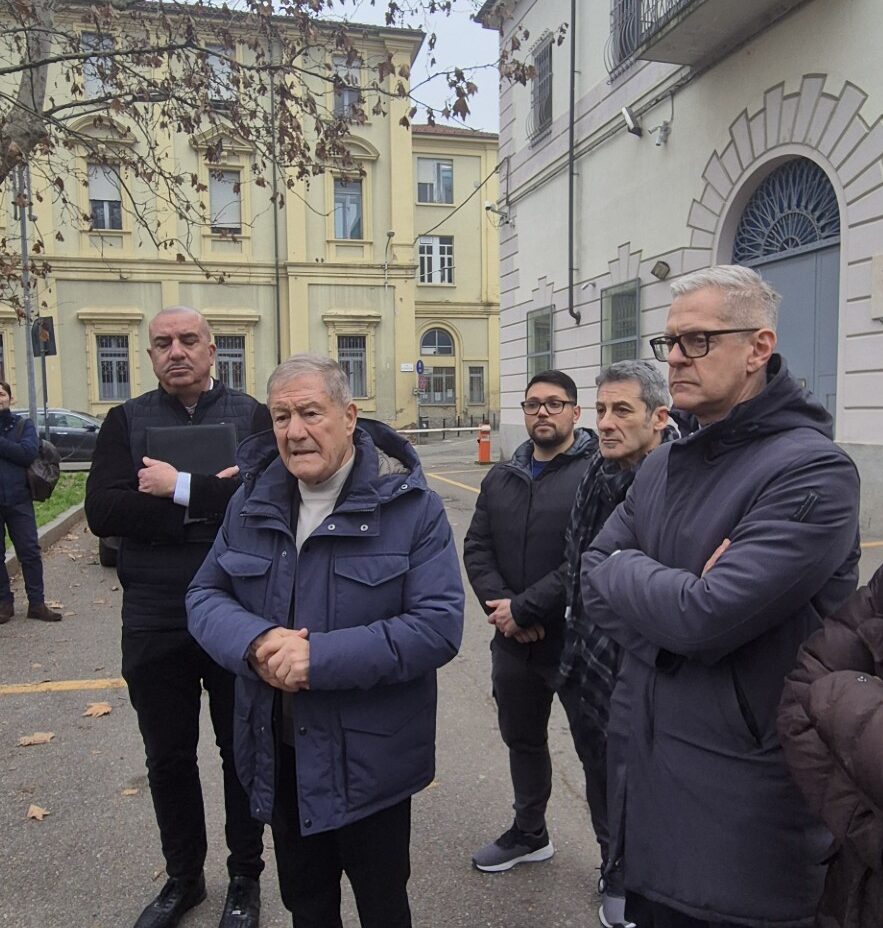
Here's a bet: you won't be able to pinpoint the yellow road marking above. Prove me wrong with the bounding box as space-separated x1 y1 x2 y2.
0 677 127 696
425 472 480 495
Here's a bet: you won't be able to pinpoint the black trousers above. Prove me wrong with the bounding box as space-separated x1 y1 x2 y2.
626 893 741 928
492 643 609 865
122 628 264 883
0 498 45 604
272 744 412 928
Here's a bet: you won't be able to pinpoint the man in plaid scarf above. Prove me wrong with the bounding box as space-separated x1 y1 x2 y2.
558 360 673 928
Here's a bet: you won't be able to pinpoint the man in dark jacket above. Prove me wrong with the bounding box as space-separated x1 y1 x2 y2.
85 307 265 928
558 360 672 928
186 354 464 928
463 370 596 872
581 266 861 927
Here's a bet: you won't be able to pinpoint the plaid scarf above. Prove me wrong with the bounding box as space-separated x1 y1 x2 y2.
559 427 677 731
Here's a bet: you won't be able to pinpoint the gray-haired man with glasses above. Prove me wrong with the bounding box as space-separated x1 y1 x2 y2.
581 265 860 927
463 370 597 873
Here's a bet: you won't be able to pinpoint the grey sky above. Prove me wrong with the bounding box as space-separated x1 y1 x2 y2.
325 1 501 133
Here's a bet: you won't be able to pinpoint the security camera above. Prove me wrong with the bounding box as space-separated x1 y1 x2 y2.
622 106 642 137
484 201 493 211
655 121 671 146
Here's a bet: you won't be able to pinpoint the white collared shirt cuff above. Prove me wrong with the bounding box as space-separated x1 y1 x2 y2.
173 472 192 507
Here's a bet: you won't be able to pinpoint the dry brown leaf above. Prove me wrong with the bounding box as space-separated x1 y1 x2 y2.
46 600 64 609
83 702 112 718
63 612 76 617
19 732 54 746
26 804 49 821
121 787 140 797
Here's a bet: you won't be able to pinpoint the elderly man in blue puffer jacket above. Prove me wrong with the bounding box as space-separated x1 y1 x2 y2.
187 353 464 928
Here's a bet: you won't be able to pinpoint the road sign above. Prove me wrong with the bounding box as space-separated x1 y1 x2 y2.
31 317 57 357
416 360 424 375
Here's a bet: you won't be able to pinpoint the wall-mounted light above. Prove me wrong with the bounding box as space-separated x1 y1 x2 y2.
622 106 642 137
650 260 671 280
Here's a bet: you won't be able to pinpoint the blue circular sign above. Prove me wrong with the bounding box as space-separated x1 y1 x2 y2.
415 360 425 375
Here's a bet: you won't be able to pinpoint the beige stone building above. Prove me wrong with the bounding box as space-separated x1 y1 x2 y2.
0 12 499 428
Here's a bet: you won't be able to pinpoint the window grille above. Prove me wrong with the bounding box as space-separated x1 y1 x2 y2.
600 280 641 366
215 335 245 391
337 335 367 397
97 334 130 401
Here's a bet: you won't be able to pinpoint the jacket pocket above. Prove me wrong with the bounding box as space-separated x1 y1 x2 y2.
332 553 409 629
217 549 272 617
338 680 436 810
730 660 763 749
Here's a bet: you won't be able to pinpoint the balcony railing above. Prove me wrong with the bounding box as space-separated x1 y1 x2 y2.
605 0 809 74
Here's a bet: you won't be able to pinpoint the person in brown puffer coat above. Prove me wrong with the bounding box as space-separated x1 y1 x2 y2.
778 563 883 928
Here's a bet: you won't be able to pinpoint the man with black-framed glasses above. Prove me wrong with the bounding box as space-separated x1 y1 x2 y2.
464 370 596 874
581 265 861 928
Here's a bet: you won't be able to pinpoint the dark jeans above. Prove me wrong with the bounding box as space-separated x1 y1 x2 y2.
626 893 741 928
122 628 264 883
272 744 412 928
0 499 44 604
491 642 609 864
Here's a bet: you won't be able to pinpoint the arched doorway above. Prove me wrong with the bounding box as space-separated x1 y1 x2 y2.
732 158 841 417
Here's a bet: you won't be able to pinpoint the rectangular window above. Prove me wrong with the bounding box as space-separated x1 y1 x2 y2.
530 39 553 138
418 366 455 405
334 178 363 240
337 335 367 397
468 366 485 404
215 335 245 391
209 169 241 234
88 164 122 230
206 45 235 105
526 306 553 380
97 334 130 401
418 236 454 284
600 279 641 366
416 158 454 204
82 32 115 99
332 55 361 117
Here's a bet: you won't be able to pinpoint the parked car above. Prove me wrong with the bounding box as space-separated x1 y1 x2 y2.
12 407 101 462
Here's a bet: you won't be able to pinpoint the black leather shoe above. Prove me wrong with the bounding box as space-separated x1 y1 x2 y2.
133 874 207 928
218 876 260 928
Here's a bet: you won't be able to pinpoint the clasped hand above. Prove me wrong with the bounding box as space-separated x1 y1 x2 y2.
486 598 545 644
249 627 310 692
137 456 240 497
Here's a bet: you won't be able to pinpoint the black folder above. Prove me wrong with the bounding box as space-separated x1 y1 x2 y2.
145 423 237 475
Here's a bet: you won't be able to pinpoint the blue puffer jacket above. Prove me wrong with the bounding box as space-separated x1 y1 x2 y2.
186 419 464 833
0 412 38 506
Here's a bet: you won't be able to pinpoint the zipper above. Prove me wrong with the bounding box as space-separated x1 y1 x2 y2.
730 660 762 748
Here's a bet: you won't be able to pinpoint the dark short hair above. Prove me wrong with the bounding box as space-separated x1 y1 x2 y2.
0 381 10 397
526 370 578 404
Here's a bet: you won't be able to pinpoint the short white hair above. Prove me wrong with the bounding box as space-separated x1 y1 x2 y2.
670 265 781 330
267 353 352 407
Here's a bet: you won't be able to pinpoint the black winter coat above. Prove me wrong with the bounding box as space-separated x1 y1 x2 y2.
779 565 883 928
85 381 260 630
463 428 596 663
0 411 38 507
581 356 860 926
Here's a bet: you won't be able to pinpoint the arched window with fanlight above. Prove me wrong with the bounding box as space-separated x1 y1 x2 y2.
420 327 454 356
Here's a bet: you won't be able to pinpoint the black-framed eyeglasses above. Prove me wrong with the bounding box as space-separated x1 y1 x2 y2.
649 328 760 361
520 399 576 416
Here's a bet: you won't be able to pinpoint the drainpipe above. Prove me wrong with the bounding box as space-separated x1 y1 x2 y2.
269 42 283 364
567 0 581 324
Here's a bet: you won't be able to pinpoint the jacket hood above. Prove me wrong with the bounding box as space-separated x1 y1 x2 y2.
510 426 598 472
681 354 833 452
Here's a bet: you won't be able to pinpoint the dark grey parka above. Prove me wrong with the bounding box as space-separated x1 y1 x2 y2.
581 356 860 926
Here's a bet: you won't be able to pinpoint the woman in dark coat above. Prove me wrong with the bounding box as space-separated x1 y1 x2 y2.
0 381 60 623
778 563 883 927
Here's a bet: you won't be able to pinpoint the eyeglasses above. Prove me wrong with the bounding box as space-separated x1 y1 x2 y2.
649 328 760 361
520 399 575 416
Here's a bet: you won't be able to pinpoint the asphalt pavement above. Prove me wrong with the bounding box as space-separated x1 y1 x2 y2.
0 435 600 928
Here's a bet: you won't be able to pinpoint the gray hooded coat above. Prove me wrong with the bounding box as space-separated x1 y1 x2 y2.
580 356 860 926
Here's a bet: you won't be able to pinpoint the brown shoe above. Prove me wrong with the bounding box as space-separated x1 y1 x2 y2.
27 602 61 622
0 600 12 624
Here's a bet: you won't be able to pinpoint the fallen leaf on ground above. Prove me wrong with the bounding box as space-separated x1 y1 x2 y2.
111 585 120 591
46 601 64 609
64 532 78 540
91 599 106 605
19 732 54 746
121 787 139 796
26 804 49 821
31 663 42 670
152 869 165 881
63 612 76 617
83 702 112 718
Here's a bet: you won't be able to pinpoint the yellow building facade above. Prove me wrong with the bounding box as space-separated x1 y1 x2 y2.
0 13 499 427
